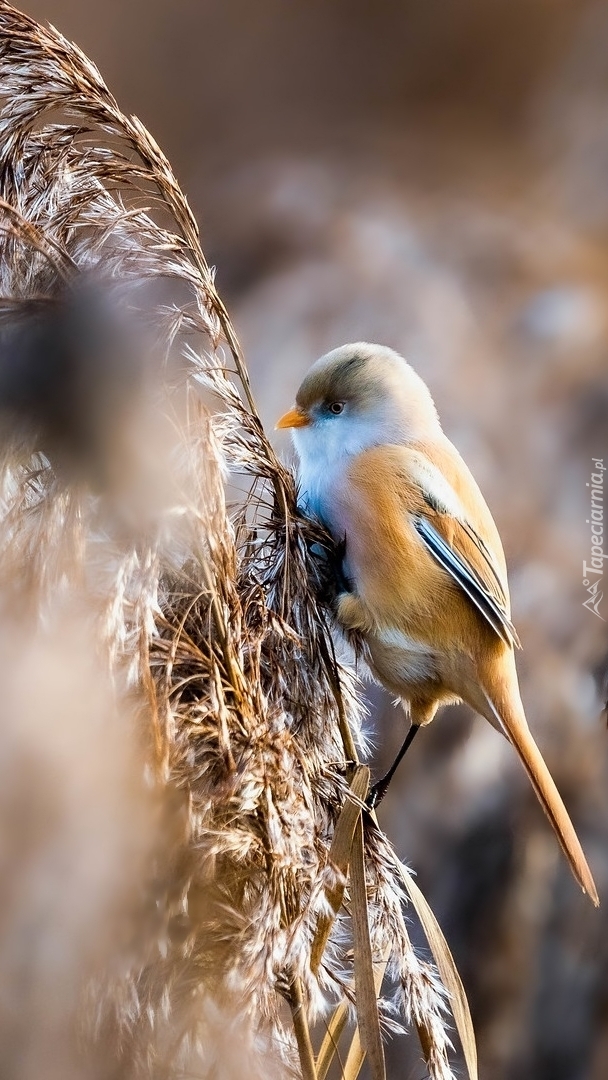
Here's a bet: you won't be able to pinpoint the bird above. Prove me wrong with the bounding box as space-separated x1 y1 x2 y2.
276 342 599 906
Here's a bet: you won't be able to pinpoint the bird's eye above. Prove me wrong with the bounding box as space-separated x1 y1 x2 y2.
328 401 345 415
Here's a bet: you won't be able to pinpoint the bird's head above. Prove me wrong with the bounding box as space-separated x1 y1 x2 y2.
276 342 440 470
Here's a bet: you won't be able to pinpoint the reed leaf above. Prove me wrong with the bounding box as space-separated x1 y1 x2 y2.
317 1003 349 1080
350 816 386 1080
310 764 370 974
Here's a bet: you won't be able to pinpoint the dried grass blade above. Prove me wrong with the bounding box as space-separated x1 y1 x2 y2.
289 976 318 1080
350 816 386 1080
342 1027 364 1080
397 861 478 1080
341 949 391 1080
311 764 370 973
316 1002 348 1080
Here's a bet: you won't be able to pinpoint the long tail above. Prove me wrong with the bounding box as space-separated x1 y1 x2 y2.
481 690 599 906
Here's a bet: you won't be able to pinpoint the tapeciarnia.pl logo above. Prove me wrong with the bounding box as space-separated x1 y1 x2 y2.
583 457 605 620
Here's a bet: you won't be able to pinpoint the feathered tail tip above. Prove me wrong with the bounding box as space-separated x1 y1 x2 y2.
0 5 476 1079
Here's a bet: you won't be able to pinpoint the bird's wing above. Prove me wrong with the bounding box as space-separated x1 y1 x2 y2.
412 515 520 648
395 446 521 650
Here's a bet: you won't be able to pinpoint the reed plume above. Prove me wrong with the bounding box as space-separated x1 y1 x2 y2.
0 5 477 1079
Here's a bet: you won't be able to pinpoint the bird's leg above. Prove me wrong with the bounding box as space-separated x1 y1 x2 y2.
367 723 421 809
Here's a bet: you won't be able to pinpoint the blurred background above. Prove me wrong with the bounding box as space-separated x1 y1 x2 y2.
19 1 608 1077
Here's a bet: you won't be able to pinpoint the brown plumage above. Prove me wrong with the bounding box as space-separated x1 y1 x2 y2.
278 342 599 906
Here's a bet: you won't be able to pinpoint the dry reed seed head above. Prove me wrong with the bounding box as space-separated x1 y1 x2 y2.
0 4 469 1079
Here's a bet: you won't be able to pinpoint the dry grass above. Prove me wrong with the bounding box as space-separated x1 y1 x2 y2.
0 4 477 1079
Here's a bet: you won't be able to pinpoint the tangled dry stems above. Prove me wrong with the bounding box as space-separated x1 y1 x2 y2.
0 5 475 1079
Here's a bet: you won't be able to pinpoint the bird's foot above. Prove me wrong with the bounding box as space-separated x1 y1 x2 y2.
366 778 389 810
335 590 372 632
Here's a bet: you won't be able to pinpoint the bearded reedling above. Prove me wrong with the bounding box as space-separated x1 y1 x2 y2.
277 343 599 905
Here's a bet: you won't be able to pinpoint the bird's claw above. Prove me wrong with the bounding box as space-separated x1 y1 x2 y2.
366 781 385 810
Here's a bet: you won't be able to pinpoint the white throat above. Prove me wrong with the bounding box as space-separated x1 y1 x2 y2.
293 423 352 525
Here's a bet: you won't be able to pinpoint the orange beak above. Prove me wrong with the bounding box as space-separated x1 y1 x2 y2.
275 406 311 430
